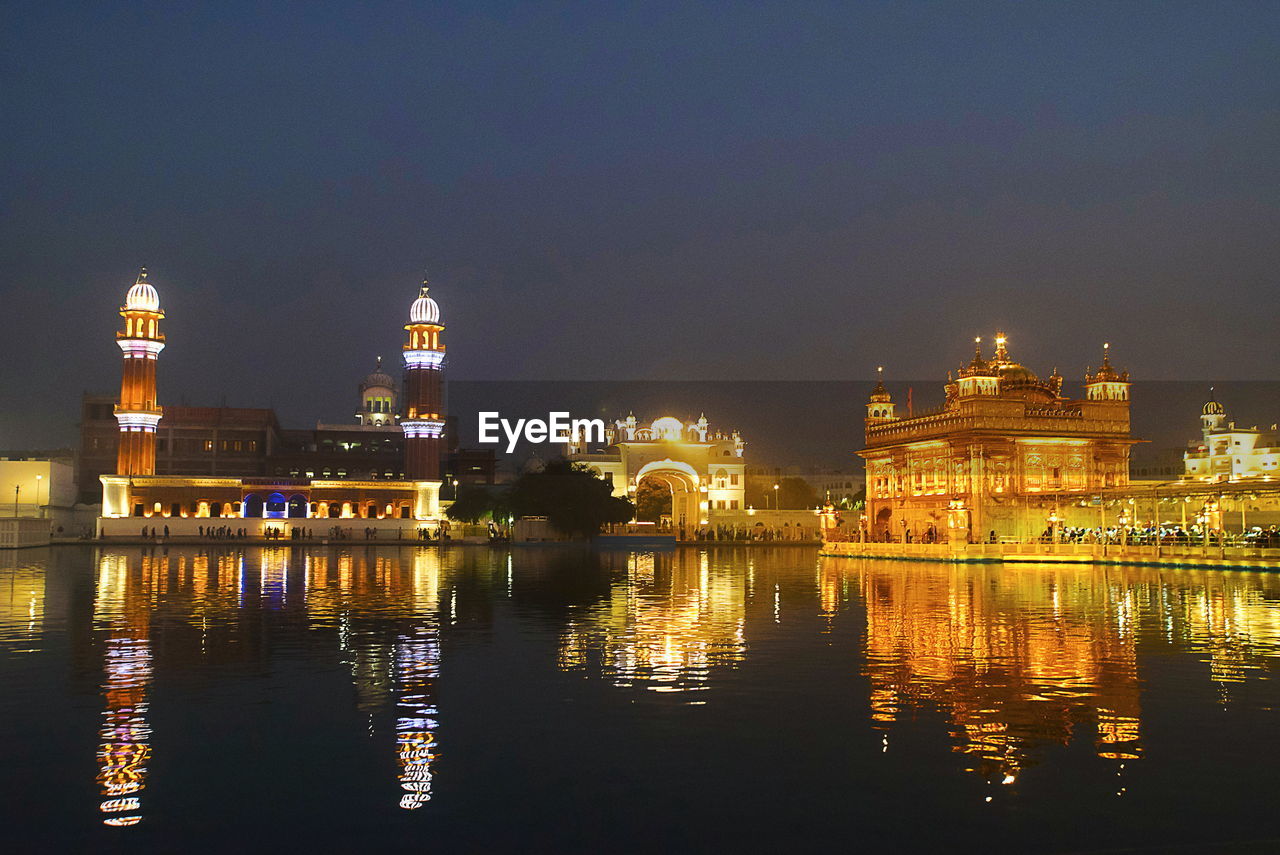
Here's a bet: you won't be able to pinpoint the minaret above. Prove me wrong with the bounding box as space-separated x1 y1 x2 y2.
401 279 446 481
114 269 165 476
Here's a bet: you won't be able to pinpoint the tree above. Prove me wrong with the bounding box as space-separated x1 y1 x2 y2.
445 484 509 523
745 476 822 509
634 478 672 522
508 459 635 538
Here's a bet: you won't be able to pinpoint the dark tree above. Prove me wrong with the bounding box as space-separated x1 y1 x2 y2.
508 459 635 538
745 476 822 510
634 478 672 522
445 484 510 523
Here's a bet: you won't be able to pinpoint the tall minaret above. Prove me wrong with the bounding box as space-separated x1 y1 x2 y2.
401 279 445 481
114 268 165 476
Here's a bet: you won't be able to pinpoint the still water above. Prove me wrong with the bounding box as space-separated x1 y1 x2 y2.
3 545 1280 853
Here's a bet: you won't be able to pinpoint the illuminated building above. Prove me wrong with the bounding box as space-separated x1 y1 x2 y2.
1183 390 1280 482
861 334 1137 540
97 272 449 534
566 413 746 528
400 282 447 482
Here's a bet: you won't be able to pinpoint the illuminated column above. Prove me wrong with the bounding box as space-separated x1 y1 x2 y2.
114 269 165 476
401 280 446 483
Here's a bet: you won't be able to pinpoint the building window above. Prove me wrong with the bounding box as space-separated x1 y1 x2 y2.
204 440 213 452
730 500 739 509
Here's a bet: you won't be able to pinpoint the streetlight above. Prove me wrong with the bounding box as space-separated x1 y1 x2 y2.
35 474 43 518
13 484 19 518
773 483 779 510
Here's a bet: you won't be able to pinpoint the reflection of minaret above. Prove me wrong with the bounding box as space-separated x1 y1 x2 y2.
394 550 442 809
114 269 165 477
94 553 155 827
394 622 440 809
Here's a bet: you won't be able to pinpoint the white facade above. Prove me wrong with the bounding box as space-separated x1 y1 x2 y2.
1184 396 1280 482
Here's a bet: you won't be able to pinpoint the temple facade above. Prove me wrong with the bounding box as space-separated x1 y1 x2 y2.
860 334 1137 542
98 272 449 535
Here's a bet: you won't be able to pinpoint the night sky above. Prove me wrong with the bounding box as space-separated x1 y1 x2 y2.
3 2 1278 448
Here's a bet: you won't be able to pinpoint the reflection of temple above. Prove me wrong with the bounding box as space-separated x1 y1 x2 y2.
857 562 1143 781
558 550 746 692
93 553 155 827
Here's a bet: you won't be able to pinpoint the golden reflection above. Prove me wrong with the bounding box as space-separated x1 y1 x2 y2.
0 559 46 652
559 550 746 693
854 560 1280 783
94 552 156 827
859 562 1142 779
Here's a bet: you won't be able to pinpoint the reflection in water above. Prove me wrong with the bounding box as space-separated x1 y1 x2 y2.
6 545 1279 847
0 556 45 653
853 561 1280 787
392 551 442 810
94 553 155 827
558 550 746 694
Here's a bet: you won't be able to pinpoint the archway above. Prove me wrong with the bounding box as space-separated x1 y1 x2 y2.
635 459 701 537
243 493 264 518
265 492 288 519
287 494 308 518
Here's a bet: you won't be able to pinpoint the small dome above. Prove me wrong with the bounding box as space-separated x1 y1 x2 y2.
651 416 685 440
1202 392 1224 416
124 268 159 312
410 282 440 324
361 357 395 391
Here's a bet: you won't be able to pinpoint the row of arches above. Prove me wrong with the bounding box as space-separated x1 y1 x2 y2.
131 495 415 519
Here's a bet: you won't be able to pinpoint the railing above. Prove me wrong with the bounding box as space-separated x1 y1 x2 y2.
819 538 1280 567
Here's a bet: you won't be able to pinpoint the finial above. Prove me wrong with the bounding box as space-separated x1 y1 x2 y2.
376 355 382 370
877 365 884 376
137 267 148 282
993 332 1009 361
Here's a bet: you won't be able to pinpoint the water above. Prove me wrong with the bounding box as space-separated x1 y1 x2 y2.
3 545 1280 853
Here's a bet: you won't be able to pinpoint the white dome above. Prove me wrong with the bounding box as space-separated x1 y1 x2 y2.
124 268 160 311
410 285 440 324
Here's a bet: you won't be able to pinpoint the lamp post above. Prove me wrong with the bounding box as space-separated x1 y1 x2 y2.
773 483 779 511
35 474 43 518
1048 508 1060 545
13 484 20 518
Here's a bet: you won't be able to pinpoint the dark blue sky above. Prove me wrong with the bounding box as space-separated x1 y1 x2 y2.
2 1 1278 446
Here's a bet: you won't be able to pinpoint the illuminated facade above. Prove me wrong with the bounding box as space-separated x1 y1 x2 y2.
861 335 1137 540
566 413 746 528
1183 391 1280 483
114 269 165 477
98 271 445 534
401 281 447 482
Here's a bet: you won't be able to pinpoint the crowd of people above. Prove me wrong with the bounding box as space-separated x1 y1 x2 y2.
1038 523 1280 549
